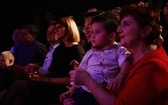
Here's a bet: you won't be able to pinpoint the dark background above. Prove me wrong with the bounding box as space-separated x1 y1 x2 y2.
0 0 167 52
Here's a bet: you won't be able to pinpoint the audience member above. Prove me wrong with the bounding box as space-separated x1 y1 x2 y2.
25 21 59 76
2 16 85 105
78 26 87 52
13 24 48 66
0 51 26 102
60 11 131 105
162 3 168 54
0 51 15 99
111 7 122 22
162 3 168 35
82 10 102 52
10 28 21 53
65 2 168 105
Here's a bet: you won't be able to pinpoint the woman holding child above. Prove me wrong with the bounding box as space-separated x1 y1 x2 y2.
65 2 168 105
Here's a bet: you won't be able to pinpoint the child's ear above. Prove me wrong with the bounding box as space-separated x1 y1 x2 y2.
9 59 14 65
141 26 152 38
109 32 116 41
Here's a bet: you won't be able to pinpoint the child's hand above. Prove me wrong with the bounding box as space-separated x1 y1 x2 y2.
70 60 79 69
60 90 74 102
106 74 123 90
63 98 74 105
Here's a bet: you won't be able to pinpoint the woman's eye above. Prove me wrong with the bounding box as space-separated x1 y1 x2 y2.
94 31 99 34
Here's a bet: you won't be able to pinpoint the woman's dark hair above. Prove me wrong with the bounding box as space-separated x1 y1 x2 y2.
120 3 161 45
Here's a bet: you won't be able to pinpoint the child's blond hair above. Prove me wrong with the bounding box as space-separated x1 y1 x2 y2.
0 51 15 65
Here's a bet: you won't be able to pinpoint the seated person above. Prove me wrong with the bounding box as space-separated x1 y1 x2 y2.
65 2 168 105
1 17 85 105
0 51 25 101
60 11 131 105
25 21 59 76
13 24 48 66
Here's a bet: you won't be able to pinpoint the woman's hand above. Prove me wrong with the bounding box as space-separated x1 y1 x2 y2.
29 72 47 82
69 69 92 86
25 63 40 73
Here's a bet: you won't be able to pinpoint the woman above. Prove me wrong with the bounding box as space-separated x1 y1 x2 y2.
67 2 168 105
60 11 131 105
2 17 85 105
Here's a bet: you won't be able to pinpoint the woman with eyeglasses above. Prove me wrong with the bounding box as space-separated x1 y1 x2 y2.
1 17 85 105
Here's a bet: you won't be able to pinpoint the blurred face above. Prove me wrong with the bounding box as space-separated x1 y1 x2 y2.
117 15 142 48
55 23 66 41
91 22 112 50
163 6 168 24
12 29 21 43
0 55 11 69
47 25 57 44
83 16 93 43
20 29 34 43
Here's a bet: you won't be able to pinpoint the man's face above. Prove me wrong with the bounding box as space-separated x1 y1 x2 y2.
20 29 33 43
47 25 57 44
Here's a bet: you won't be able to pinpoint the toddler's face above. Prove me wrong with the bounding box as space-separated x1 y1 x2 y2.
0 55 11 69
91 22 113 49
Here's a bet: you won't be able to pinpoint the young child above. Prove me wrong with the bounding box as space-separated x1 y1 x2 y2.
60 11 131 105
0 51 15 99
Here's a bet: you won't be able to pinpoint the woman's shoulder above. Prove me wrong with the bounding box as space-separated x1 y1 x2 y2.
136 47 168 71
70 44 85 52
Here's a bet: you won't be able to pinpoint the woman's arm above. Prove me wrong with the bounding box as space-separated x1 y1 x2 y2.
69 69 115 105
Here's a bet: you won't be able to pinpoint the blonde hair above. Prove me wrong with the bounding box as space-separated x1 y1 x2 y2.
0 51 15 64
56 17 80 43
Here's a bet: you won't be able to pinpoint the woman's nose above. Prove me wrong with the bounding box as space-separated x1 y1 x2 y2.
117 26 122 34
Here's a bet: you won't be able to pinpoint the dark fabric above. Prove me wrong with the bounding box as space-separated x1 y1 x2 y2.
25 44 85 104
1 43 85 105
13 41 48 66
162 31 168 55
49 43 85 77
26 80 67 104
84 42 92 53
0 68 12 91
0 65 27 91
72 87 99 105
9 64 28 80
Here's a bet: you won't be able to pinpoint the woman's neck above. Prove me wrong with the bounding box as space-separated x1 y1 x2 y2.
130 44 157 65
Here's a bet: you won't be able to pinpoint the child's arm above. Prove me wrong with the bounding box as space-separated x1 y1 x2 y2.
107 58 131 90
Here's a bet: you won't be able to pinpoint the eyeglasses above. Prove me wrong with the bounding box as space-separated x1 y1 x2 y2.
46 30 55 35
82 24 92 33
